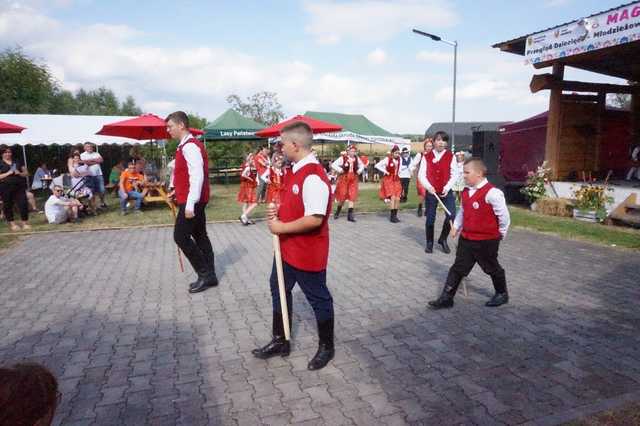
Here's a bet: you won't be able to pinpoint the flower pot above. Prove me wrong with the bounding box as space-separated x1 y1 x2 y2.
573 208 597 222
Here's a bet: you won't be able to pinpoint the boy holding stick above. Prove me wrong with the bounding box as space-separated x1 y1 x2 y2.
252 121 336 371
429 158 511 309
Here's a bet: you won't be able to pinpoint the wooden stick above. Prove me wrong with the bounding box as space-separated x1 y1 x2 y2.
434 194 465 294
270 203 291 341
169 202 185 273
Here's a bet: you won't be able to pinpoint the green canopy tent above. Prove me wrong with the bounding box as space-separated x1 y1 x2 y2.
203 109 265 141
303 111 410 155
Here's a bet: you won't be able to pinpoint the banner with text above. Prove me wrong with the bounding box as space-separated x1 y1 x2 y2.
524 2 640 65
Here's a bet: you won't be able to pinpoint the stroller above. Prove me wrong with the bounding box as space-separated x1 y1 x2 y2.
49 173 95 217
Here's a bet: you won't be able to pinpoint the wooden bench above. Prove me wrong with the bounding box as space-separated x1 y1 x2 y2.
209 167 242 185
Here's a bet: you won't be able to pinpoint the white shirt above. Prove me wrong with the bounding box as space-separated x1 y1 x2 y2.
292 152 329 216
331 156 364 175
398 153 413 178
409 153 424 175
375 157 399 175
417 149 458 194
80 151 103 176
176 133 204 213
45 195 70 223
453 178 510 238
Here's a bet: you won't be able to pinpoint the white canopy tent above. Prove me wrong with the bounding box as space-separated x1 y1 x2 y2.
0 114 142 146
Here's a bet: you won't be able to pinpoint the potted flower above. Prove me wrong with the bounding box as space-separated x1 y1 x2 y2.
520 162 551 210
572 183 613 222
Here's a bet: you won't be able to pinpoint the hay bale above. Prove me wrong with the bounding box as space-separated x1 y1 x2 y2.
536 197 573 217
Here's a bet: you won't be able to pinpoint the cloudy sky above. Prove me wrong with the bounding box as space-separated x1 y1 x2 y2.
0 0 629 133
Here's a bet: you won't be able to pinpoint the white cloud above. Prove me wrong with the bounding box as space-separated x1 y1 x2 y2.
304 0 458 44
416 50 453 64
543 0 571 7
367 48 387 65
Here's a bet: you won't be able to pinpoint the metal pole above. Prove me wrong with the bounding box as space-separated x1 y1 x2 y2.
22 144 30 187
452 41 457 152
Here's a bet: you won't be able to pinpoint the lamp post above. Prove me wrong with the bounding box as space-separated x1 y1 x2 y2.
412 29 457 151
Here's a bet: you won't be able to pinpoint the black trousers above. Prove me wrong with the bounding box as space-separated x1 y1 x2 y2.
270 260 334 323
173 203 215 276
0 184 28 222
444 237 507 296
400 178 411 201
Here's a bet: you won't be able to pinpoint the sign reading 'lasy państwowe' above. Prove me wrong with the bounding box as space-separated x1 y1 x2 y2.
524 2 640 65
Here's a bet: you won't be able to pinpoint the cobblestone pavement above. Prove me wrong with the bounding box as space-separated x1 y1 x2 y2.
1 211 639 425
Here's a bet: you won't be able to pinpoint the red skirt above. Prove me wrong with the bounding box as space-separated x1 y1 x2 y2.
379 175 402 199
237 180 257 203
335 173 358 202
416 179 426 198
265 183 282 205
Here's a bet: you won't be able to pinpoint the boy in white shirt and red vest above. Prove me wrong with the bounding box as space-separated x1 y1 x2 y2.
252 121 336 371
166 111 218 294
332 145 364 222
429 158 511 309
418 131 458 254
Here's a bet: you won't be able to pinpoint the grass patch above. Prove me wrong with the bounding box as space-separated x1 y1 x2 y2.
510 206 640 250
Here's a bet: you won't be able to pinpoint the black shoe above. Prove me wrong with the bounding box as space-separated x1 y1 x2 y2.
425 225 434 253
438 239 451 254
425 242 433 253
347 208 356 222
307 344 335 370
189 276 211 293
390 209 400 223
485 293 509 307
417 205 423 217
252 337 290 359
428 297 454 309
334 205 342 220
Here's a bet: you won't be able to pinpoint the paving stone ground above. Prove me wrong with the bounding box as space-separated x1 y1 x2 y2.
1 211 639 425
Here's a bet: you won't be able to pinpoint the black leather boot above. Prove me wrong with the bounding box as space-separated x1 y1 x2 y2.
438 221 451 254
308 318 334 370
485 292 509 307
390 209 400 223
347 208 356 222
428 285 456 309
417 204 423 217
252 313 291 359
425 225 434 253
334 205 342 219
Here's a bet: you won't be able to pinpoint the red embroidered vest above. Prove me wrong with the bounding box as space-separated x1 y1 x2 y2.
174 138 210 204
426 150 453 193
461 183 501 241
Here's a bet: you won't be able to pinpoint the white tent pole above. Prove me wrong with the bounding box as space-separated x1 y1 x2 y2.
22 144 30 187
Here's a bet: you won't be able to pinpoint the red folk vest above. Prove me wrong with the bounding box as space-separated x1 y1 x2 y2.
174 138 210 205
426 150 453 193
278 162 332 272
461 183 501 241
385 156 400 180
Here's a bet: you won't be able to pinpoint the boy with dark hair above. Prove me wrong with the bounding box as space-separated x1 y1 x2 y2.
429 158 511 309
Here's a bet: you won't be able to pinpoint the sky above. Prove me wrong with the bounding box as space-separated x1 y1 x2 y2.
0 0 631 134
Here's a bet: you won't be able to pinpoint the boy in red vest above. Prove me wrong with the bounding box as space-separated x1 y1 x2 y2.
166 111 218 294
417 131 458 254
252 121 335 371
429 158 511 309
332 145 363 222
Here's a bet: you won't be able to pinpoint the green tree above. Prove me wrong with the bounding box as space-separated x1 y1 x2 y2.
120 95 142 115
0 47 56 113
226 91 284 125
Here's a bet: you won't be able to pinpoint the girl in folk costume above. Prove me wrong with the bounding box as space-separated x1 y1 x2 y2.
452 151 467 202
418 131 458 254
375 145 403 223
237 152 258 225
411 138 433 217
332 145 364 222
265 154 285 205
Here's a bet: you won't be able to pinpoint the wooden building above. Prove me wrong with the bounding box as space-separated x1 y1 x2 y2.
493 2 640 181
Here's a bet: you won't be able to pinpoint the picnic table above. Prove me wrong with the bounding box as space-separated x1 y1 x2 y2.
143 182 176 214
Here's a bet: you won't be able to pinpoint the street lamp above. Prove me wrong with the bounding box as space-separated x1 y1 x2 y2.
413 29 458 151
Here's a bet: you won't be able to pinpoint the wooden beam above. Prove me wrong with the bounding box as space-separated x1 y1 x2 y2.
530 74 638 94
545 64 564 180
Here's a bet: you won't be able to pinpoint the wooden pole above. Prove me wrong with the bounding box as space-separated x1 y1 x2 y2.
169 203 185 273
545 63 565 180
269 203 291 341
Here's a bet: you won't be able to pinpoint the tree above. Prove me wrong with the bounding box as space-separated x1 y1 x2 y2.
0 47 56 113
226 91 284 125
121 96 142 116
